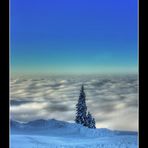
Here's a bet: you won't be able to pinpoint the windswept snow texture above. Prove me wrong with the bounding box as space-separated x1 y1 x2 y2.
10 74 138 131
10 119 138 148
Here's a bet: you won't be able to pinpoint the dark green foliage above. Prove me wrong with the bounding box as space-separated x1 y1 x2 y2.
86 112 96 129
75 85 96 129
75 85 87 126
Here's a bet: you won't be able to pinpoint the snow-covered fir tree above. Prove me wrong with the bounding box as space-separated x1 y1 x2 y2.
91 117 96 129
86 112 96 129
86 112 92 128
75 85 96 128
75 85 87 126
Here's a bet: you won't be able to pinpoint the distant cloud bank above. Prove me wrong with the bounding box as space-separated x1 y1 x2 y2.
10 74 138 131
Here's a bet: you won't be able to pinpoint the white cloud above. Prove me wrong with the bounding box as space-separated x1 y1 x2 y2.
10 74 138 131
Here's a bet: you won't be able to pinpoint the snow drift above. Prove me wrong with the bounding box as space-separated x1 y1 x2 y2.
10 119 138 148
11 119 115 137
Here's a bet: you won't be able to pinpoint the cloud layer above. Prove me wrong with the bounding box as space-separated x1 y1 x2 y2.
10 74 138 131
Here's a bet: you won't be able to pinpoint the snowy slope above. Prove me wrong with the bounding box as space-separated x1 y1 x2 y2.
10 119 138 148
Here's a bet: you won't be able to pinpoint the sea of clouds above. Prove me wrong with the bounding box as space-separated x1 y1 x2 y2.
10 74 138 131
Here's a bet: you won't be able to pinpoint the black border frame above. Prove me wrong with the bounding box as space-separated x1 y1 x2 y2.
0 0 9 147
139 0 147 147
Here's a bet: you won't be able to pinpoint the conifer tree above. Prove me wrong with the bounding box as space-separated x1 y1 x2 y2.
91 117 96 129
86 112 92 128
86 112 96 129
75 85 87 126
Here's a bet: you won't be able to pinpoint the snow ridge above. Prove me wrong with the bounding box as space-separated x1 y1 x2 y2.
11 119 115 137
10 119 138 148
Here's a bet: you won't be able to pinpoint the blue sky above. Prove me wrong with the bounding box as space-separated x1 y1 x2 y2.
10 0 138 75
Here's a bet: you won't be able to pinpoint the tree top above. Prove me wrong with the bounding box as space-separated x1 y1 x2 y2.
81 84 84 91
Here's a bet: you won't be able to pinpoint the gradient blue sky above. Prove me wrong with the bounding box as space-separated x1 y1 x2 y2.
10 0 138 75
